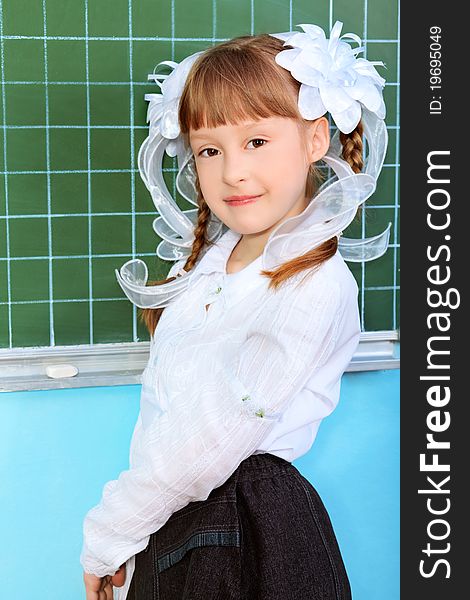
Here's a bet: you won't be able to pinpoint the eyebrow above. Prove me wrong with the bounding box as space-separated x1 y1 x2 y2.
190 121 267 141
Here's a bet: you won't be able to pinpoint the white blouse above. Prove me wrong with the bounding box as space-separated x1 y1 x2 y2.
80 228 361 599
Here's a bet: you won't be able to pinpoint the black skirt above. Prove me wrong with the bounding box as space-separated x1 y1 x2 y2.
127 452 352 600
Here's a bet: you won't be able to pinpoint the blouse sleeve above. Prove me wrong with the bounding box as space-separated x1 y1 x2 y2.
80 271 343 577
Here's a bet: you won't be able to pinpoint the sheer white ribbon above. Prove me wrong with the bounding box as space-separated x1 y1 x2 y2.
115 22 391 309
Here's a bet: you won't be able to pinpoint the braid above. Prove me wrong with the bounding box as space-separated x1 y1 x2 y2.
183 191 214 272
138 177 212 337
339 120 364 174
339 120 364 223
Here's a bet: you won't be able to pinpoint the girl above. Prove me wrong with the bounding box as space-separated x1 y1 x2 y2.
81 21 389 600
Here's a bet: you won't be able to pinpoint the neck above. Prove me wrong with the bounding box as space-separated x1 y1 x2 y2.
235 194 310 261
234 230 270 262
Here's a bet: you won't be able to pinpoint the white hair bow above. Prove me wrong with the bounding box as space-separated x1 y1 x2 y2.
270 21 386 133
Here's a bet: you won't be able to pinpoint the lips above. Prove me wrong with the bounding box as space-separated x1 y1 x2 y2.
224 194 262 206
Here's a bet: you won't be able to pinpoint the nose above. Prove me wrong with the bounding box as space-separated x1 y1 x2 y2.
221 151 249 186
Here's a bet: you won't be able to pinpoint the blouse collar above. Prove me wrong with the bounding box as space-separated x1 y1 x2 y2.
188 228 262 283
188 228 266 312
190 228 242 277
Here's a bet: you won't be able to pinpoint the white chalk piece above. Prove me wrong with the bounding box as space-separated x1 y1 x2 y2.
45 364 79 379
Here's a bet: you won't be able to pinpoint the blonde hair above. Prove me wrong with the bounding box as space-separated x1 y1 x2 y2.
140 33 364 336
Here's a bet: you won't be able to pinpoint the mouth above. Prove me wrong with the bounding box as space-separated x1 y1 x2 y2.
224 194 262 206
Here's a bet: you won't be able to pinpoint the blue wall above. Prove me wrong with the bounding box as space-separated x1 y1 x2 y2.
0 369 399 599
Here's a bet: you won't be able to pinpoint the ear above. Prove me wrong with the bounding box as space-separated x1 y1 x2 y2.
305 116 330 163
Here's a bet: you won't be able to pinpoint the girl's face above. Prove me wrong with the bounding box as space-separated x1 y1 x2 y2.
189 115 329 239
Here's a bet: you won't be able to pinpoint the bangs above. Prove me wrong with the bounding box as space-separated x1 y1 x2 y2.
178 36 301 136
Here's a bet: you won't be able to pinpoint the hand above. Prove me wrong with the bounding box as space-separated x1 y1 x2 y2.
111 564 127 588
83 564 126 599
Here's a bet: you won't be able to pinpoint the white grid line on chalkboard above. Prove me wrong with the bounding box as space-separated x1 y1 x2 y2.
0 282 402 306
128 0 138 340
361 0 369 329
42 0 54 345
1 35 400 43
0 81 403 87
0 123 401 130
0 0 13 346
170 0 177 262
0 204 401 220
0 245 403 258
84 0 94 344
0 163 403 173
393 2 400 331
0 123 402 130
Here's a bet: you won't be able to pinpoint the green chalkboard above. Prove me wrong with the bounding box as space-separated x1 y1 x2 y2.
0 0 399 349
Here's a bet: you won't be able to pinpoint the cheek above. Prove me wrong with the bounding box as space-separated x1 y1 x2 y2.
264 154 305 196
262 144 305 178
194 164 216 196
194 167 223 214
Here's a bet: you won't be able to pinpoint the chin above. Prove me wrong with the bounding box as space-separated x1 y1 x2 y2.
228 224 268 236
226 215 273 234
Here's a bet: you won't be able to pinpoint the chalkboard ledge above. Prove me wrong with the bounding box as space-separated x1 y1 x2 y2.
0 331 399 393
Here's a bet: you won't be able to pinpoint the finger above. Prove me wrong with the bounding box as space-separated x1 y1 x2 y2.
102 575 112 590
111 565 126 587
84 579 99 600
85 589 98 600
103 579 113 600
108 580 115 600
101 576 112 592
84 572 103 594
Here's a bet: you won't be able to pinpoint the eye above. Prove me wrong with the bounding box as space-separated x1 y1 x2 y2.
198 147 220 158
247 138 267 149
198 138 267 158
